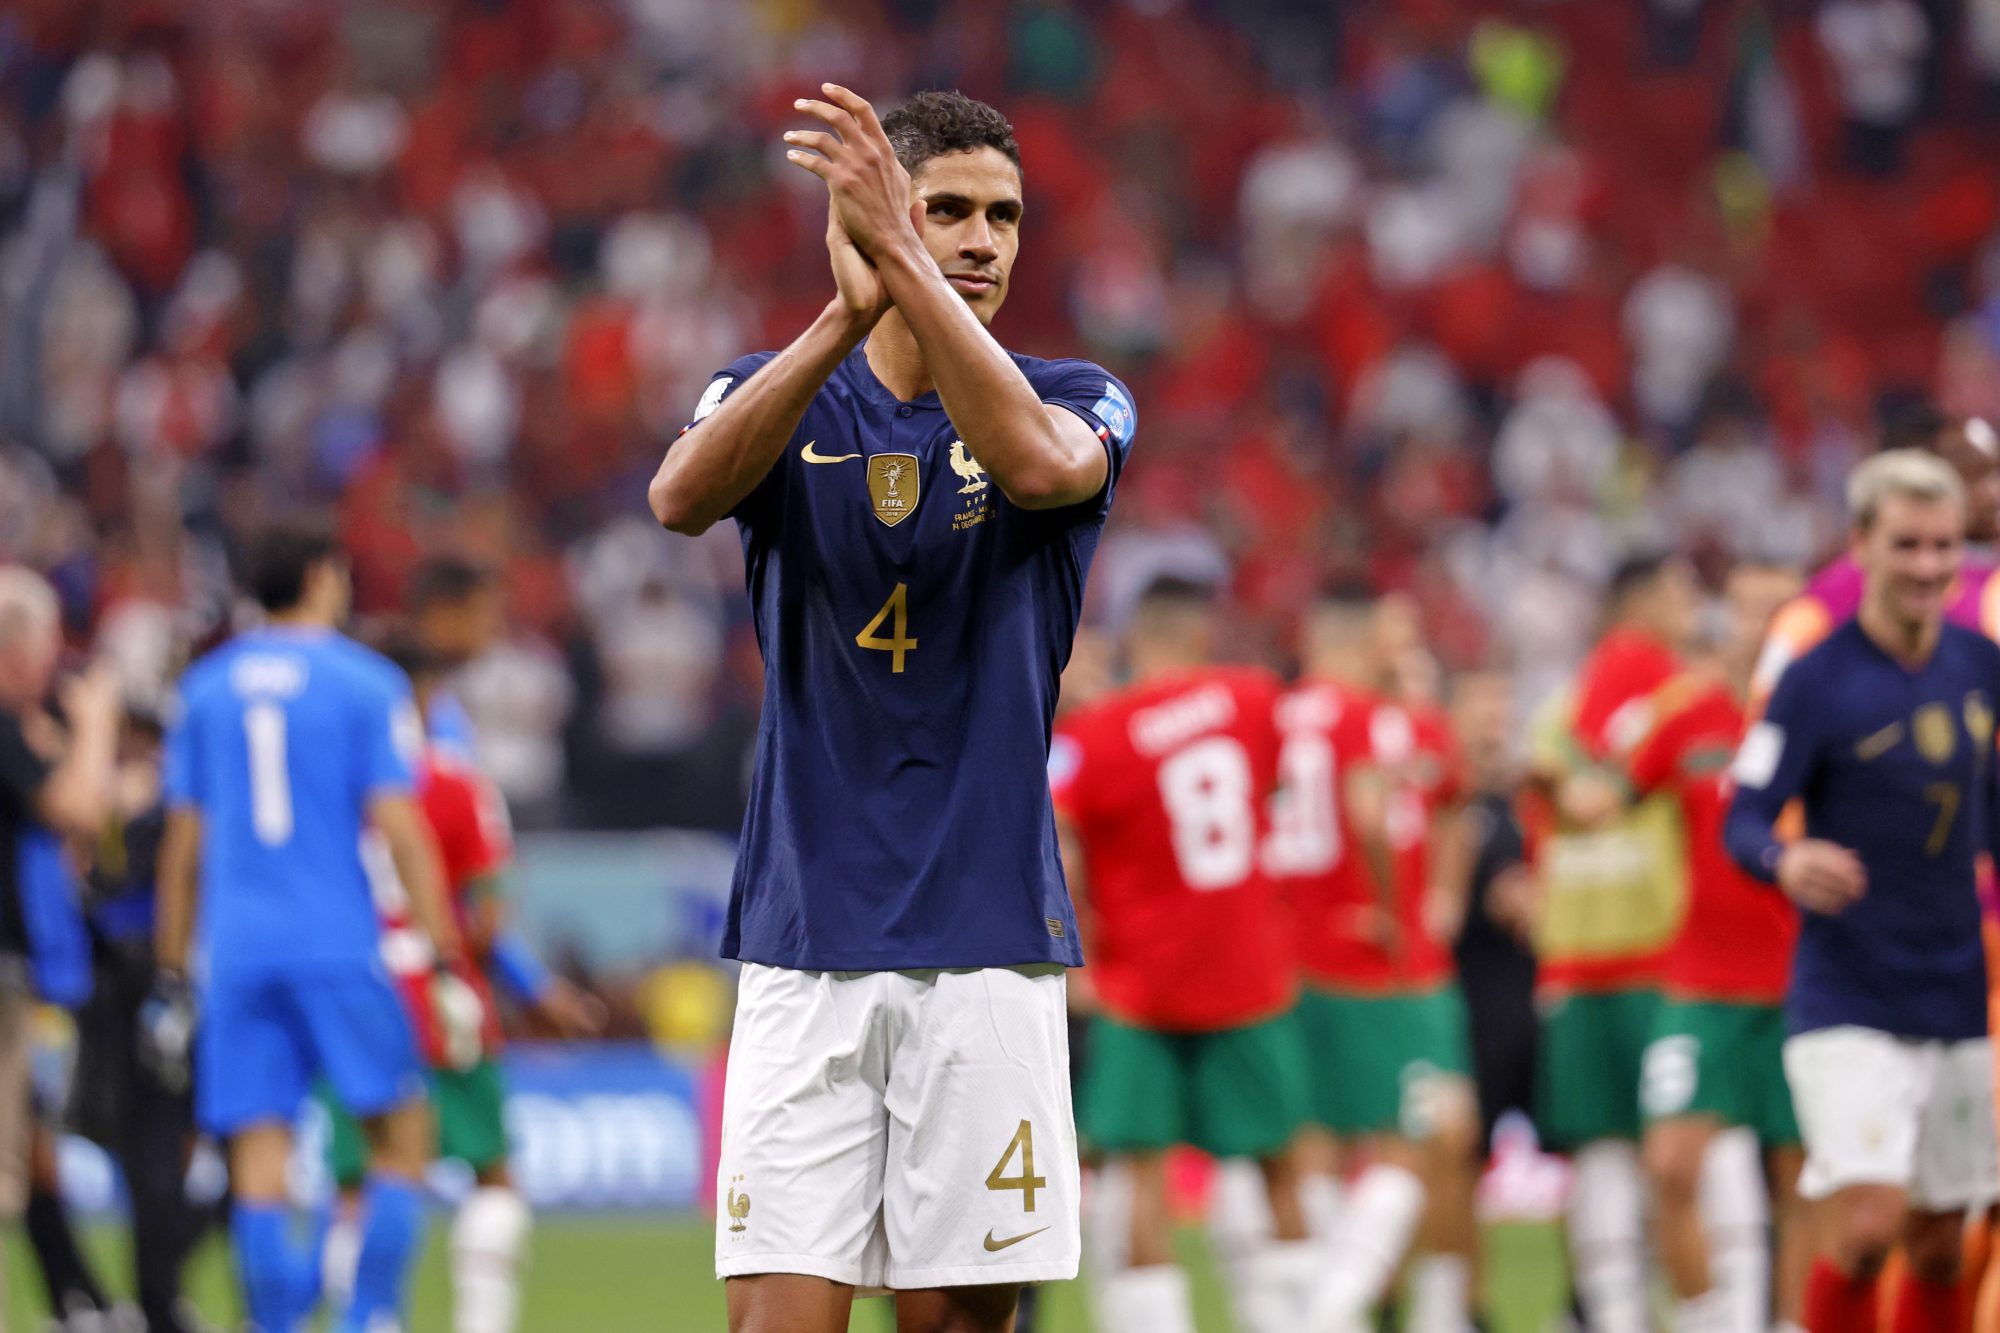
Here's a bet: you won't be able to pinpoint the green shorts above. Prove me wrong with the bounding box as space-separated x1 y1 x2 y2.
1536 988 1661 1150
1295 985 1473 1139
1078 1010 1308 1158
324 1060 509 1188
1642 999 1800 1147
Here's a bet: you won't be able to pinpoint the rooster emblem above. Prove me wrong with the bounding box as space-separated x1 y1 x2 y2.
727 1179 752 1233
949 440 988 495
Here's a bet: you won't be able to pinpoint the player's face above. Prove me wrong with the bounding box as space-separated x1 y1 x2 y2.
424 588 503 667
1647 559 1704 653
1938 425 2000 544
910 147 1022 327
1723 565 1802 664
1856 494 1964 628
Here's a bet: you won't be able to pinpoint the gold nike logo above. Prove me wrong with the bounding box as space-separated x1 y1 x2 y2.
982 1226 1050 1253
801 440 860 464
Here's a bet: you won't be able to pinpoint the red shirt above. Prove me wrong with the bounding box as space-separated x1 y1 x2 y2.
378 751 512 1066
1050 667 1292 1031
1264 680 1410 992
1628 680 1798 1004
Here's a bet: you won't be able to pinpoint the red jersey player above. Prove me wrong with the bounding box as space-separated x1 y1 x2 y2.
1271 592 1479 1333
1050 577 1313 1333
1629 561 1806 1333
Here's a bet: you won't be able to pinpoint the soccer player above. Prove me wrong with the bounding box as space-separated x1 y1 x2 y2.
1526 553 1702 1333
647 87 1134 1333
1752 413 2000 707
1726 449 2000 1333
1261 592 1434 1333
154 523 462 1333
321 634 571 1333
1372 617 1485 1333
1049 576 1310 1333
1628 560 1807 1333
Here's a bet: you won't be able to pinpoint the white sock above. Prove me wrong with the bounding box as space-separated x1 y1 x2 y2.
1569 1140 1649 1333
1208 1158 1274 1260
1303 1171 1346 1239
1697 1128 1769 1333
1235 1239 1324 1333
450 1186 532 1333
1083 1159 1134 1281
1408 1253 1475 1333
1307 1163 1426 1333
323 1210 363 1313
1675 1286 1734 1333
1098 1264 1196 1333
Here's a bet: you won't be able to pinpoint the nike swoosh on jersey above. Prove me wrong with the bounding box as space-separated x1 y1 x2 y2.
801 440 861 463
982 1226 1051 1252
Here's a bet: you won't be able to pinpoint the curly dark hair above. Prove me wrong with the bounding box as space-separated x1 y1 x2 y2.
881 90 1021 177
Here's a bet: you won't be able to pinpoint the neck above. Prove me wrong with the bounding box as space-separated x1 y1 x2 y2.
863 310 934 401
267 607 331 632
1857 591 1941 667
1131 646 1203 683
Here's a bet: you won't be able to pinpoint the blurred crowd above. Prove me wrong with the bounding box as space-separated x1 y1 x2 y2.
2 0 2000 832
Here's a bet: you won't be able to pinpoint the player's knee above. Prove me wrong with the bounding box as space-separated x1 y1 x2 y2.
1640 1127 1705 1211
1424 1091 1482 1165
228 1124 293 1202
1904 1212 1968 1284
1833 1192 1907 1276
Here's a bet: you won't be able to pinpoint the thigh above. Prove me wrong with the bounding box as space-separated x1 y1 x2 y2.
196 973 312 1136
1912 1037 1999 1212
432 1060 509 1173
1188 1009 1309 1159
882 966 1079 1292
1783 1026 1925 1200
717 965 893 1289
1076 1014 1187 1154
295 964 426 1119
894 1283 1022 1332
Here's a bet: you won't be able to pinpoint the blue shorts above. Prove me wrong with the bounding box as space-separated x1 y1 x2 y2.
197 961 425 1136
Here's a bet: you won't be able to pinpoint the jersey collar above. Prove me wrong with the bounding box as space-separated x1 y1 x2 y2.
848 343 944 412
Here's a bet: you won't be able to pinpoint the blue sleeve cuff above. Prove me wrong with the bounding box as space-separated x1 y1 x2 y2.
491 932 553 1002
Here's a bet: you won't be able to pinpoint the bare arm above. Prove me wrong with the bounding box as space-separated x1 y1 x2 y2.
154 807 201 976
789 85 1108 510
36 665 120 839
370 792 465 968
1343 766 1402 953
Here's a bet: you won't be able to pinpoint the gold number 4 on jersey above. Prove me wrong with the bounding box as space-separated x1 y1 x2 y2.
985 1119 1046 1212
856 582 918 673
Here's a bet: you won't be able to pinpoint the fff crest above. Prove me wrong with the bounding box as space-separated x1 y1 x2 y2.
868 453 920 527
1914 702 1957 765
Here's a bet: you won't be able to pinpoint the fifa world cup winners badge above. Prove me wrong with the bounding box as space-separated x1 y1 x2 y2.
868 454 920 527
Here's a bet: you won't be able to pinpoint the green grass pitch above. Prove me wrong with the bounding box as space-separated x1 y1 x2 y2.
5 1216 1569 1331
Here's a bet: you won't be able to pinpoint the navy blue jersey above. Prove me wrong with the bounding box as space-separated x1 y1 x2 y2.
165 628 420 979
1725 620 2000 1039
686 344 1135 970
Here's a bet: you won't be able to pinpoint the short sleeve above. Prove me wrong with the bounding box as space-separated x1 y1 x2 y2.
678 351 784 523
1034 360 1137 520
361 673 420 798
160 697 200 810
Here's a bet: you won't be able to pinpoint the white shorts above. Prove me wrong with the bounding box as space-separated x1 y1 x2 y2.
715 962 1080 1290
1783 1026 1998 1210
